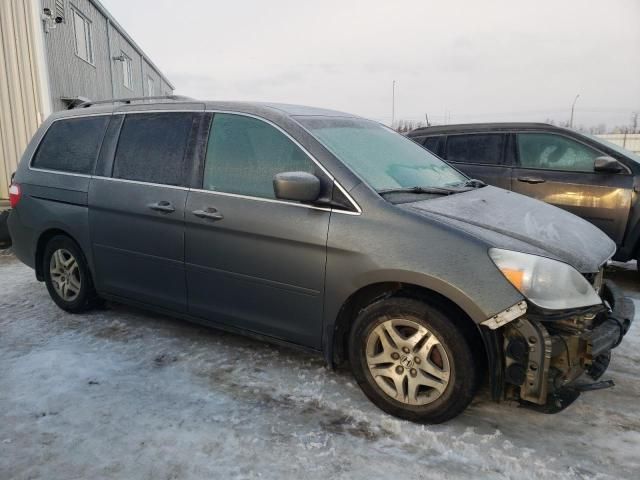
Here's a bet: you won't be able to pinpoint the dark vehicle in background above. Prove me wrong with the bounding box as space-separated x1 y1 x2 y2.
8 99 634 423
408 123 640 264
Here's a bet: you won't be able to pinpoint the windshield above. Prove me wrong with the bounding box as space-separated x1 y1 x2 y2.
297 116 467 191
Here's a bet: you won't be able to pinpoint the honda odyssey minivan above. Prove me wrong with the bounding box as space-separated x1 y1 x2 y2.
8 97 634 423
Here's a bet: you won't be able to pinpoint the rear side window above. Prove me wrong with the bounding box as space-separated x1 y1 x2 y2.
113 112 194 186
422 136 441 154
203 113 315 199
445 134 504 165
31 116 109 174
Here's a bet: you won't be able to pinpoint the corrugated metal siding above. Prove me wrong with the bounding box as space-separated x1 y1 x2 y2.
1 0 173 200
0 0 45 201
42 0 173 109
108 26 144 98
141 59 162 96
44 0 114 110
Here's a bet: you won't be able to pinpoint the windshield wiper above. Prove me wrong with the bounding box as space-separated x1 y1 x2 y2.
378 186 461 196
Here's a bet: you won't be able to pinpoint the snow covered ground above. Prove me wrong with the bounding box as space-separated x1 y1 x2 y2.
1 254 639 479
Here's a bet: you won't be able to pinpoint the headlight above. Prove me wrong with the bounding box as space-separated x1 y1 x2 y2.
489 248 602 310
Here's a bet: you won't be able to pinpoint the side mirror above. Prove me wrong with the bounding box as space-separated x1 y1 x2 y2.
594 156 623 173
273 171 321 202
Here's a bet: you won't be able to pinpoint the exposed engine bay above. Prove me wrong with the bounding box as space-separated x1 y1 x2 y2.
500 280 633 412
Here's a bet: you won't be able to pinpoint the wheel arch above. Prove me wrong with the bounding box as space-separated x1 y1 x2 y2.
327 280 499 399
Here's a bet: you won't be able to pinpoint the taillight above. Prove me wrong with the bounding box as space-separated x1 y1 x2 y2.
9 183 21 208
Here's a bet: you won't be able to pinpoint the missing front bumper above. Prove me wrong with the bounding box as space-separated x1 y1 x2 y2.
500 280 634 410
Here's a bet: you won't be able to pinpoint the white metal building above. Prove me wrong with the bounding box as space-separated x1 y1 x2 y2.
0 0 174 205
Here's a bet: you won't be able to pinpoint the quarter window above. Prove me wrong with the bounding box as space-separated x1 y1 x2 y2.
31 116 109 174
203 114 315 199
122 52 133 89
445 134 505 165
113 113 194 186
517 133 600 172
72 8 93 64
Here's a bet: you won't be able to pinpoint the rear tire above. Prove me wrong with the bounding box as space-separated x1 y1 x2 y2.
43 235 98 313
348 297 478 423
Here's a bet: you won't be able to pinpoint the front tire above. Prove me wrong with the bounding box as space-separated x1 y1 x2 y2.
348 297 478 423
43 235 98 313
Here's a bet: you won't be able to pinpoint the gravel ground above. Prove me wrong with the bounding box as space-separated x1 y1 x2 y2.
1 254 639 479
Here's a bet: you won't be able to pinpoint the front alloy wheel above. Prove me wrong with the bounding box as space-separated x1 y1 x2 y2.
365 318 451 406
349 297 479 423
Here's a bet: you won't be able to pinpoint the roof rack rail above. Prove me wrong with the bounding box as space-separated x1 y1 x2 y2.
74 95 195 109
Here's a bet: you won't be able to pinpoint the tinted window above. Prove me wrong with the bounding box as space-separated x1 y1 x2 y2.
203 114 315 199
31 116 109 174
445 134 504 165
422 136 440 154
517 133 600 172
113 113 194 186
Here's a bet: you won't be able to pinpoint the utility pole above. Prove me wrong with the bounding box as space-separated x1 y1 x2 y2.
425 113 431 127
569 94 580 128
632 111 638 134
391 80 396 128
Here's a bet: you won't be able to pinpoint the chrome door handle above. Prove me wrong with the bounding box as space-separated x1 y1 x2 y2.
192 208 224 221
148 201 175 213
517 176 546 184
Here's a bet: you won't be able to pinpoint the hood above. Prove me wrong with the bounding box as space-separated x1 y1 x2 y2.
401 186 616 273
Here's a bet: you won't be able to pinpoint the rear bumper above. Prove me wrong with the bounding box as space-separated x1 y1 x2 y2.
6 208 35 268
501 280 634 411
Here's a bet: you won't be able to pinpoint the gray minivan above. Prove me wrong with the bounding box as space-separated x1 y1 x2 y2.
8 98 634 423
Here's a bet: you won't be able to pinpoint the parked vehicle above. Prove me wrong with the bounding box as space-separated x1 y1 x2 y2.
8 99 634 423
408 123 640 265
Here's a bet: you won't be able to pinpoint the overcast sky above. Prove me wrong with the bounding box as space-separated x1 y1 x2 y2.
102 0 639 129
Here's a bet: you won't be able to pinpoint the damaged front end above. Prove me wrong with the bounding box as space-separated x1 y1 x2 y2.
487 279 634 412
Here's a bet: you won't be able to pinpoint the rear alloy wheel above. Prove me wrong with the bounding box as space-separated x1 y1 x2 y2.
43 235 98 313
349 297 478 423
49 249 82 303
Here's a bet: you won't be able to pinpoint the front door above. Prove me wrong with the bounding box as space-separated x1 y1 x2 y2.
89 112 197 312
184 113 331 348
511 131 633 245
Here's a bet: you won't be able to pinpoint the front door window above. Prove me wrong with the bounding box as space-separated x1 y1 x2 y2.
517 133 601 172
203 114 316 199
